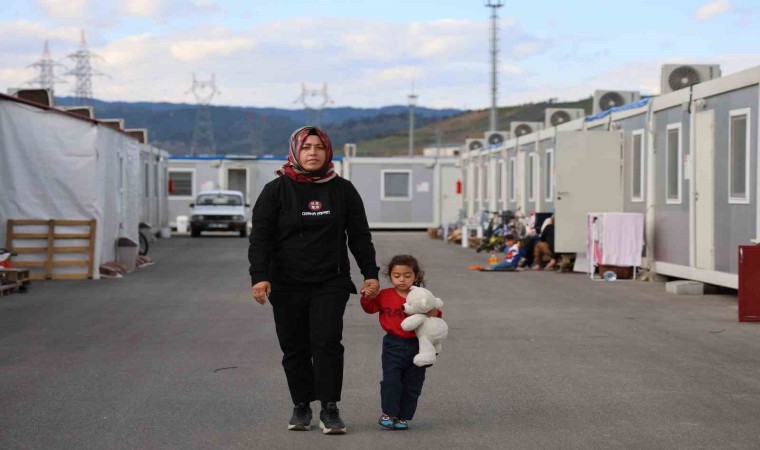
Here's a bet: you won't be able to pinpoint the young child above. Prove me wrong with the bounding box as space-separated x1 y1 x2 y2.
490 234 525 270
361 255 442 430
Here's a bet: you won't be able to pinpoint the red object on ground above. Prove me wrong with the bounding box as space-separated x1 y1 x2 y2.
455 179 462 194
739 246 760 322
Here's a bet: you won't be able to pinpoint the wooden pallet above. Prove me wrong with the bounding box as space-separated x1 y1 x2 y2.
5 219 96 280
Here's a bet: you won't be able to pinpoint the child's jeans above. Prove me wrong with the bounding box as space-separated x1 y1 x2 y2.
381 333 427 420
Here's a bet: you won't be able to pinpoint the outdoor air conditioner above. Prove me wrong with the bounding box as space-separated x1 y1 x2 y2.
660 64 721 94
510 121 544 137
544 108 586 127
465 138 486 152
63 106 94 119
592 90 641 114
7 88 54 107
125 128 149 144
100 119 125 131
484 131 510 147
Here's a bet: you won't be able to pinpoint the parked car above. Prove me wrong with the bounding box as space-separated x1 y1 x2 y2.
189 190 249 237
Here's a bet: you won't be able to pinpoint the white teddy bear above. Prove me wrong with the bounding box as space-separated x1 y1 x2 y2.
400 286 449 367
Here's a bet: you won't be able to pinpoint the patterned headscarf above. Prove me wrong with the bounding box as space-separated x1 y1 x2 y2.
275 126 338 183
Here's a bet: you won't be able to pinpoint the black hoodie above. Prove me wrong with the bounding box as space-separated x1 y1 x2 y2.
248 175 379 291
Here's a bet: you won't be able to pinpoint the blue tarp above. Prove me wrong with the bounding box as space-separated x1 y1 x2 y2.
585 97 651 122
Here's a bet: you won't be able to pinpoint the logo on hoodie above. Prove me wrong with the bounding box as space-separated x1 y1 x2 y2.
308 200 322 211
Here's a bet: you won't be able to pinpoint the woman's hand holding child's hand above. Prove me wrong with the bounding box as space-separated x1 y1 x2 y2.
361 279 380 299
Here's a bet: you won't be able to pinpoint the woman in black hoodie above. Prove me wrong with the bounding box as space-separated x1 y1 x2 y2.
248 126 380 435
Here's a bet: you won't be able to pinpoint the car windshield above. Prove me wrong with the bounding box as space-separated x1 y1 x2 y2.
196 194 242 206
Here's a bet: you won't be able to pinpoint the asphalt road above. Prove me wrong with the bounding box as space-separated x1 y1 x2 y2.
2 232 760 450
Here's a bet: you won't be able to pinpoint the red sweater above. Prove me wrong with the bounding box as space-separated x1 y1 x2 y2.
361 288 443 339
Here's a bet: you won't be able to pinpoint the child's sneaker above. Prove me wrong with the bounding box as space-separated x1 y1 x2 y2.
393 419 409 430
378 414 394 429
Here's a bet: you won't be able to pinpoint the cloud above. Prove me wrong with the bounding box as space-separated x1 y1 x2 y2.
169 37 255 61
694 0 731 21
36 0 89 19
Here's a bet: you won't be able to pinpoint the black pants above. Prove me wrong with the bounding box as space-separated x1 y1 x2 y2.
380 334 427 420
269 284 350 405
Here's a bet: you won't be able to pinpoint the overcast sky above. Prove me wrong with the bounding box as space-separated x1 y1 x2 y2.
1 0 758 109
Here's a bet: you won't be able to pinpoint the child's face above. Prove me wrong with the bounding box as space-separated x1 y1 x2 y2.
390 264 417 292
504 239 515 247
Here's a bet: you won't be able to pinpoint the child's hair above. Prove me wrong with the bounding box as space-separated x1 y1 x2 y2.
385 254 426 287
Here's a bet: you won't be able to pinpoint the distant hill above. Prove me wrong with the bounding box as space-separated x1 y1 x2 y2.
53 97 593 157
54 97 461 156
352 98 594 156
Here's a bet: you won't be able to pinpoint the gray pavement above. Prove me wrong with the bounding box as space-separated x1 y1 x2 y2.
2 232 760 450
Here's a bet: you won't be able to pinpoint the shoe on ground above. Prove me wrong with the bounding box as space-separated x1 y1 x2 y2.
378 414 394 429
546 259 557 270
288 402 312 431
393 419 409 430
531 264 541 271
319 402 346 435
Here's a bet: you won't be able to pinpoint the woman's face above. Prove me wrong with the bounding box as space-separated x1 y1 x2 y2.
298 135 327 172
390 264 417 293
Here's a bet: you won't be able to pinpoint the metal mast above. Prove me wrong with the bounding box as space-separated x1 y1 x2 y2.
485 0 504 131
64 30 106 104
186 73 221 156
294 82 333 127
408 88 418 157
28 40 66 91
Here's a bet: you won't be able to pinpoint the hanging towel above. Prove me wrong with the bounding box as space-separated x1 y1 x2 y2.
599 213 644 267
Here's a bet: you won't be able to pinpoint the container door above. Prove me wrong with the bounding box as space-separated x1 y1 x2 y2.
695 110 715 270
738 246 760 322
227 168 248 203
554 131 623 253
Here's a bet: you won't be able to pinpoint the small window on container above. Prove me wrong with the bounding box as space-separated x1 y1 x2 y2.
381 170 412 201
729 109 750 204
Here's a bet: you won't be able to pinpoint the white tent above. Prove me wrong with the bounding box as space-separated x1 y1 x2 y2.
0 94 141 279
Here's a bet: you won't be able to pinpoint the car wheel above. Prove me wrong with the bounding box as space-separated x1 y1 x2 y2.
191 227 201 237
239 228 248 238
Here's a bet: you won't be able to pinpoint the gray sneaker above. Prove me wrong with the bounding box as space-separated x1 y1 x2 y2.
288 403 312 431
319 402 346 434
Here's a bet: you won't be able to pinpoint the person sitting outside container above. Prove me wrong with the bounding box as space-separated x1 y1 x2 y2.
490 234 525 270
532 216 557 271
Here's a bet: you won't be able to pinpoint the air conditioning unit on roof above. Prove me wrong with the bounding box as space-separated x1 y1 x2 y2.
100 119 125 131
510 121 544 137
544 108 585 128
7 88 54 107
464 138 486 152
484 131 510 147
660 64 721 94
592 90 641 114
125 128 149 144
63 106 95 119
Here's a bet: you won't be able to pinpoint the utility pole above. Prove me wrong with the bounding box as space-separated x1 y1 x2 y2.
485 0 504 132
64 30 107 104
28 40 66 91
408 89 418 157
186 73 221 156
294 82 333 127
